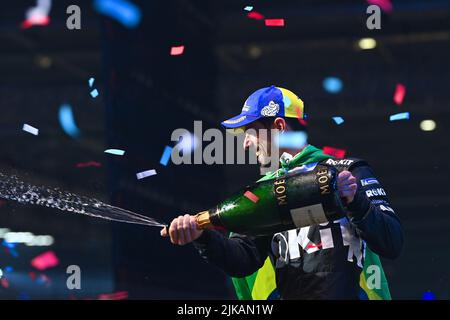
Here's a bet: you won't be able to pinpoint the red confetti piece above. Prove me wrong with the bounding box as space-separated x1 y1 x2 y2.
98 291 129 300
247 11 264 20
1 278 9 288
367 0 393 13
29 271 37 280
31 251 59 271
21 16 50 29
393 83 406 106
322 146 346 159
244 191 259 203
76 161 102 168
264 19 285 27
170 46 185 56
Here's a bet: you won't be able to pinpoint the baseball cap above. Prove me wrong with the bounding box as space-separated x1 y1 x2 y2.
221 85 305 129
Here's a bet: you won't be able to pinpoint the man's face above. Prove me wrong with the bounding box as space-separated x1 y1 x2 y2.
242 120 275 165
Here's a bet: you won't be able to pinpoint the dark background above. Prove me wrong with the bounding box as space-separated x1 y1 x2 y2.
0 0 449 299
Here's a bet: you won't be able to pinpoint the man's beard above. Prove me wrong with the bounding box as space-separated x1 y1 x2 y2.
256 141 271 166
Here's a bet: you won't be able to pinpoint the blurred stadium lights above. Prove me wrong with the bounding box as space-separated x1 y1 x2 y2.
358 38 377 50
420 119 437 131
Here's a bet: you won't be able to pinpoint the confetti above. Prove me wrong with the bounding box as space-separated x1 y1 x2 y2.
0 269 2 279
23 124 39 136
323 146 346 158
170 46 185 56
367 0 393 13
244 191 259 203
389 112 410 121
98 291 129 300
21 0 52 29
323 77 343 94
264 19 285 27
136 169 157 180
393 83 406 105
76 161 102 168
104 149 125 156
0 278 9 289
244 6 253 11
90 89 99 98
31 251 59 271
160 146 172 166
93 0 141 29
4 266 13 273
58 104 81 138
332 117 344 125
278 132 308 149
88 77 95 87
247 11 264 20
2 240 19 257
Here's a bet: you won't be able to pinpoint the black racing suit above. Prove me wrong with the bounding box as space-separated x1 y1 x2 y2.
193 158 404 299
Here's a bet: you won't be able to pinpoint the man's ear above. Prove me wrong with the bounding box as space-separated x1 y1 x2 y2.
273 117 287 132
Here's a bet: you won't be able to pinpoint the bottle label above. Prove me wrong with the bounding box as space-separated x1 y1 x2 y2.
273 178 288 206
289 203 327 227
316 166 331 195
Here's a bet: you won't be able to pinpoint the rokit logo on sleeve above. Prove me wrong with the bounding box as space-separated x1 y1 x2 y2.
365 188 386 198
360 177 379 186
325 159 354 166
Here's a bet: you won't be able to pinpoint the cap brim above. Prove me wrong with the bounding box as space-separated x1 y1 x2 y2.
221 114 260 129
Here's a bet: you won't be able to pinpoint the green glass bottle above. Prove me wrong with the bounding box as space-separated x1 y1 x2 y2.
196 164 346 236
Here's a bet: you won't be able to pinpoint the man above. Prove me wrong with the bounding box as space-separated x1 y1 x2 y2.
161 85 403 300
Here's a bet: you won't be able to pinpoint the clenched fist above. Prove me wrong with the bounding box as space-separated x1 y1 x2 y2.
160 214 203 245
337 170 358 204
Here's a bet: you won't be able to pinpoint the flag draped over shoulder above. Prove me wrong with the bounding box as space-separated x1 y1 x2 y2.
230 145 391 300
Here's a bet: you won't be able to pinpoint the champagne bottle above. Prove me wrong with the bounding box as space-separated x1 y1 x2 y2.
195 164 345 236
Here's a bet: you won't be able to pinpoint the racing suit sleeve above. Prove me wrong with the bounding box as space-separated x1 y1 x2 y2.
192 229 271 278
346 164 404 259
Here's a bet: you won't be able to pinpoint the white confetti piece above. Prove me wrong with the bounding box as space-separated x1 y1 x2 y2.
104 149 125 156
23 124 39 136
136 169 157 180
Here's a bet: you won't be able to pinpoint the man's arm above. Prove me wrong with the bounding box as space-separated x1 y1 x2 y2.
193 230 270 278
345 164 404 259
161 214 270 278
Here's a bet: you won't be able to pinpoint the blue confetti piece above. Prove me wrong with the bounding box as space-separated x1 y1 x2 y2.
160 146 172 166
422 291 436 300
332 116 344 125
90 89 99 98
323 77 343 94
5 266 13 273
58 104 81 138
278 131 308 149
89 77 95 87
104 149 125 156
389 112 410 121
2 240 16 249
244 6 253 11
93 0 142 29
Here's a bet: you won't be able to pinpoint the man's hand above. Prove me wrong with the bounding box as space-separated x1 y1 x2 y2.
160 214 203 245
337 170 358 204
